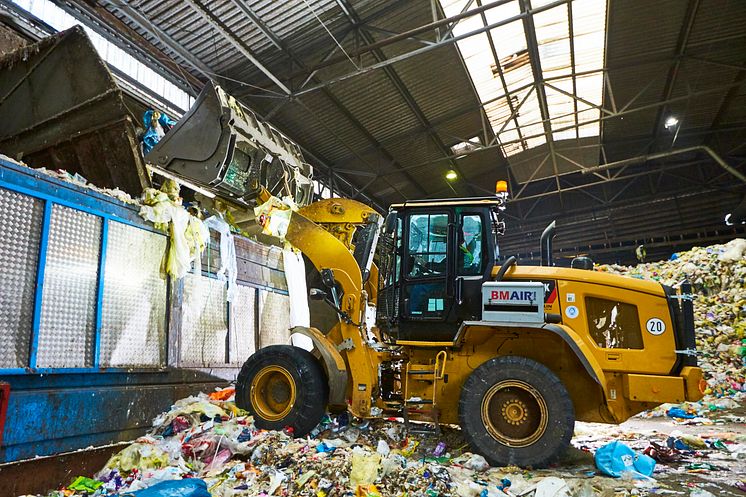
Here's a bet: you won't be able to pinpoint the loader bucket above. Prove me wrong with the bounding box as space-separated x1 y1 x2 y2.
145 83 314 207
0 26 149 195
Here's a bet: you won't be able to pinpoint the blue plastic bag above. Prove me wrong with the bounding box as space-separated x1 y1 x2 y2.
142 110 177 154
666 407 695 419
595 441 656 479
127 479 210 497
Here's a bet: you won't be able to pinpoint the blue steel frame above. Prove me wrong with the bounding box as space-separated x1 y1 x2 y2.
0 157 168 375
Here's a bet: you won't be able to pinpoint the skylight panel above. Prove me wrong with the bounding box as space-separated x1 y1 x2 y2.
12 0 193 114
450 136 482 156
440 0 607 158
534 6 571 80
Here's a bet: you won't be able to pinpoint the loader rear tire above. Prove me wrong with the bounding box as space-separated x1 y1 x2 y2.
236 345 328 436
459 356 574 468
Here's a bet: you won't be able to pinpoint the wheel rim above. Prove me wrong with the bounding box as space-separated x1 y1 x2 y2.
250 366 297 421
481 379 548 447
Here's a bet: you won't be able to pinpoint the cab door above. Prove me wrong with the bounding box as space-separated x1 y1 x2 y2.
453 210 490 321
398 210 455 340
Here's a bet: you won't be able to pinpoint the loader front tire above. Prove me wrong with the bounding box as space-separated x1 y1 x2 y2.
459 356 574 468
236 345 328 436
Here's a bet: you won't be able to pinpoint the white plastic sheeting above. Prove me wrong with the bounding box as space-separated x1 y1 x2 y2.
204 215 238 302
283 248 313 351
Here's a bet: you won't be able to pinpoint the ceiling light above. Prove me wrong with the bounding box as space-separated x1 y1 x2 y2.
445 170 458 181
664 116 679 129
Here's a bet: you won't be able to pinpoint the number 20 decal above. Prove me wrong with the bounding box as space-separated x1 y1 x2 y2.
646 318 666 335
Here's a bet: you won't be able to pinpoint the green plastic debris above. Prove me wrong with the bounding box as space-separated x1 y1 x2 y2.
68 476 103 492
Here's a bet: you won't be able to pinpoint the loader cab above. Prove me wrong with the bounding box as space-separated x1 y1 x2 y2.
376 197 506 342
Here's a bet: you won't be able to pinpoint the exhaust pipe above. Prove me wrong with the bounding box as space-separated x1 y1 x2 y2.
540 221 556 266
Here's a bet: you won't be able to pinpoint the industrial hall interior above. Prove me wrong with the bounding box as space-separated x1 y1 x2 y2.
0 0 745 496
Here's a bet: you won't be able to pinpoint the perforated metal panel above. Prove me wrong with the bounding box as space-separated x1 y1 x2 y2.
100 221 168 367
259 290 291 347
229 284 256 364
0 187 43 368
180 274 228 366
36 205 101 368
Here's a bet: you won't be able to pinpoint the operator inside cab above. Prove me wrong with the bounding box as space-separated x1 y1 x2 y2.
407 214 448 315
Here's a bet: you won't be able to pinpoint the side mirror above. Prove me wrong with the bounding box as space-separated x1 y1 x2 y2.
320 268 336 289
384 211 397 234
309 288 327 301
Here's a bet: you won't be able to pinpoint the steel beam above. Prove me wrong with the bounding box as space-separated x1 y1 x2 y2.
228 0 284 50
292 98 410 202
182 0 291 94
104 0 214 80
513 154 551 199
520 0 563 202
510 159 733 203
685 55 746 73
474 80 746 155
362 25 436 46
476 0 525 148
708 59 746 130
567 1 579 138
581 145 746 184
62 0 202 94
648 0 700 148
441 0 476 41
291 0 570 97
336 0 477 196
374 85 746 178
237 3 428 198
298 142 386 211
544 82 614 116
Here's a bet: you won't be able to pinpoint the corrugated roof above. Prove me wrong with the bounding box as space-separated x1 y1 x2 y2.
47 0 744 244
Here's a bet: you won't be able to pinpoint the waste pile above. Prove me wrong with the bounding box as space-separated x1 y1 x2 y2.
9 389 679 497
573 421 746 495
19 385 746 497
0 154 138 205
597 238 746 399
14 241 746 497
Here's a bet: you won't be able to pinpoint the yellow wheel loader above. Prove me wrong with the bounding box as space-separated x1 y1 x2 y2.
145 84 705 468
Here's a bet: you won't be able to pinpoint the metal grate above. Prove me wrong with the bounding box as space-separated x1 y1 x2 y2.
229 284 256 365
100 221 168 367
180 273 228 366
36 205 101 368
0 187 43 368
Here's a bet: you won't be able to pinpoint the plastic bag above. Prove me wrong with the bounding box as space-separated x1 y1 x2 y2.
349 451 382 487
126 478 210 497
463 453 490 472
203 215 237 301
283 248 310 329
139 181 207 278
142 110 177 155
376 440 390 456
532 477 571 497
595 441 656 478
254 196 294 238
167 207 192 278
104 442 170 472
68 476 103 492
667 407 695 419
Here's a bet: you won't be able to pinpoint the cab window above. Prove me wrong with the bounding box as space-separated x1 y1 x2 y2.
407 213 448 278
585 297 644 349
458 214 483 276
404 283 446 317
